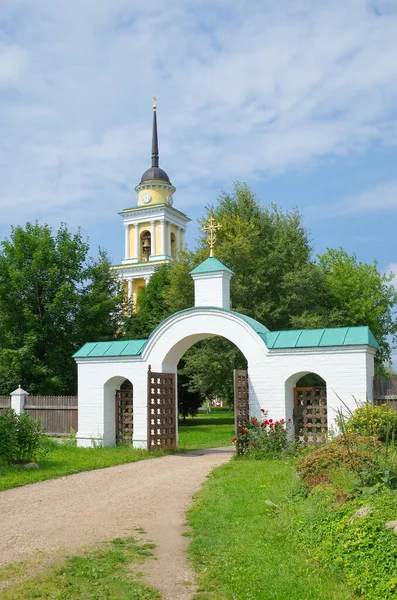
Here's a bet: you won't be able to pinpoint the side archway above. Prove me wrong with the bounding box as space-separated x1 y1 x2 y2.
103 376 133 446
285 371 327 442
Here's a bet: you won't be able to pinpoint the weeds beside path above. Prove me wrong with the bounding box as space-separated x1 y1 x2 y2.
188 459 358 600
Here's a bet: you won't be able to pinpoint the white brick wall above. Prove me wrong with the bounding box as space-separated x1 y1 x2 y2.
76 308 375 447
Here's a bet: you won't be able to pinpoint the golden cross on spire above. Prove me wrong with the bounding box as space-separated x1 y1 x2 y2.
153 95 157 110
202 214 222 257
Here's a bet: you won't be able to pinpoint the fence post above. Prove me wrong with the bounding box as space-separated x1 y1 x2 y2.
10 385 29 414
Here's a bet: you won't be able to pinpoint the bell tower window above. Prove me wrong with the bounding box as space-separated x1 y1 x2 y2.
170 232 176 258
141 231 151 261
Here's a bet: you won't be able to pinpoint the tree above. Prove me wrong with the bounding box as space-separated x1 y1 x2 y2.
199 182 314 330
123 263 173 339
318 249 397 369
177 369 203 420
0 222 124 395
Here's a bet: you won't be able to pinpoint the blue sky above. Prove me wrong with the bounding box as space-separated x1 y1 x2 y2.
0 3 397 297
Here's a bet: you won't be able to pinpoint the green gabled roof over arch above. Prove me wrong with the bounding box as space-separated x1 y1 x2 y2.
73 308 379 359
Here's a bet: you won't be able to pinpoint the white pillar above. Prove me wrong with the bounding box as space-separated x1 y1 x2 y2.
144 277 150 286
10 385 29 415
175 226 180 253
164 221 169 256
160 219 165 256
151 220 156 258
180 228 185 249
134 224 139 261
124 224 129 259
127 278 133 302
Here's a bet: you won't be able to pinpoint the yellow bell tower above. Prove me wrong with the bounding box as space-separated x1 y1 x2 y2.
112 99 191 309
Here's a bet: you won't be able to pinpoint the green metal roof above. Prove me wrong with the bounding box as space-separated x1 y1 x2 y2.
73 340 147 359
261 327 379 350
73 311 379 360
190 257 233 275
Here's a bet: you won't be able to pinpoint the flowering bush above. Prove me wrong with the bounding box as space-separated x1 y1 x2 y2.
233 410 292 458
345 403 397 443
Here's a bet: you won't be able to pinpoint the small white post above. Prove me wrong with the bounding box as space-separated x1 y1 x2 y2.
10 385 29 414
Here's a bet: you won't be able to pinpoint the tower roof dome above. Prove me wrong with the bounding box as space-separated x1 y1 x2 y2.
140 101 172 185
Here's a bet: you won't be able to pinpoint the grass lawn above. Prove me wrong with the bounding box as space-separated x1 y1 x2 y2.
0 409 234 491
0 443 166 492
188 459 358 600
0 536 160 600
178 409 235 451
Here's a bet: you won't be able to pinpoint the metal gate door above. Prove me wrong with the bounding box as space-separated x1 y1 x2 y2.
115 389 133 444
234 369 249 432
293 387 327 443
147 367 177 450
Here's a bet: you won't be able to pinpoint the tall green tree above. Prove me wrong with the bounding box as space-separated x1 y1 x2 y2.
0 222 124 395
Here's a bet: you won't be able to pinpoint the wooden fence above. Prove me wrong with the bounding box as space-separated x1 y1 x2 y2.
373 376 397 411
24 396 78 435
0 396 11 413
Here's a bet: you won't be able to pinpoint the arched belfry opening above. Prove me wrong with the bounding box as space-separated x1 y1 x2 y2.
170 232 176 258
140 230 151 261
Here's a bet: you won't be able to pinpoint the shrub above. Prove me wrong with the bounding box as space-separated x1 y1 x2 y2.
346 403 397 442
296 434 382 490
233 411 291 458
296 488 397 600
0 409 46 464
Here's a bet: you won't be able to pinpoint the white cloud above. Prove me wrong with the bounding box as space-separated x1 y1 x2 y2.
0 0 397 225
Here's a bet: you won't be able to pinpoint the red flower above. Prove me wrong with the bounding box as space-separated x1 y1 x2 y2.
280 419 285 425
232 437 237 443
288 418 292 422
250 442 256 447
268 419 273 423
241 427 248 436
260 408 265 413
263 420 269 425
251 417 258 424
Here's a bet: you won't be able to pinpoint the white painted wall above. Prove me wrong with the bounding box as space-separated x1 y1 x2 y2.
191 272 232 309
76 308 375 448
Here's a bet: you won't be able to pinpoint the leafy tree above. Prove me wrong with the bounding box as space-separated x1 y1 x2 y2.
0 222 124 395
123 263 173 339
318 249 397 368
177 369 203 420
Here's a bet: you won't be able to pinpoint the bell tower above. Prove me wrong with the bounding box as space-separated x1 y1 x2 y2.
112 99 191 309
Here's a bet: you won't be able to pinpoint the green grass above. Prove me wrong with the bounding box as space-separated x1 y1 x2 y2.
0 536 160 600
0 440 166 492
0 410 234 491
178 410 235 450
188 459 358 600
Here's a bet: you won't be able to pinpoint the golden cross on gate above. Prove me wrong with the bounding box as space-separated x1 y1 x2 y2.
202 214 222 257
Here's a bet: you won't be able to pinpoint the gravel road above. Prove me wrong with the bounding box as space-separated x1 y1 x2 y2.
0 447 233 600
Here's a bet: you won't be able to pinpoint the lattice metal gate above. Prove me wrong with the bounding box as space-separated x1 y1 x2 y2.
293 387 327 443
234 369 249 432
147 367 177 450
115 389 133 444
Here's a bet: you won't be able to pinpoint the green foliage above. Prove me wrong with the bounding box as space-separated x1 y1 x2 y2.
296 435 382 491
0 409 46 464
177 369 204 419
0 222 124 394
296 489 397 600
234 412 291 458
317 249 397 368
179 337 246 406
188 459 356 599
0 537 160 600
346 403 397 442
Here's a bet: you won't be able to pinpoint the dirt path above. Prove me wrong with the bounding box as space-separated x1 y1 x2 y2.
0 447 232 599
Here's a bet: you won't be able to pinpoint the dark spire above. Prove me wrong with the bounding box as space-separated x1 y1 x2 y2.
140 97 171 185
151 100 159 168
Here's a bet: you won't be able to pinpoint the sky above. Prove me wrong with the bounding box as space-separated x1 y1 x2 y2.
0 3 397 313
